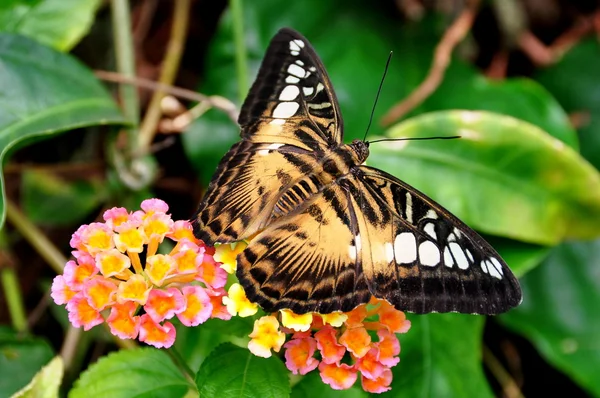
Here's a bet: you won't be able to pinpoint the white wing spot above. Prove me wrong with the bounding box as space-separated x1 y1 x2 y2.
292 39 304 48
424 223 437 240
405 193 413 224
486 259 502 279
309 66 316 72
287 64 306 78
443 246 454 268
385 242 394 263
316 82 325 93
295 60 304 66
425 209 438 219
394 233 417 264
269 118 286 125
285 75 300 84
267 143 284 150
419 241 440 266
302 87 314 96
480 261 489 274
308 102 331 110
355 234 362 252
289 40 303 56
490 257 504 277
453 228 463 239
466 249 474 262
348 245 357 261
272 102 299 119
449 242 468 270
258 149 269 156
448 233 457 242
279 85 299 101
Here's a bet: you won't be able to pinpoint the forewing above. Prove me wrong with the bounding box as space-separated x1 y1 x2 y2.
236 183 372 314
194 27 344 245
350 166 522 315
239 28 343 148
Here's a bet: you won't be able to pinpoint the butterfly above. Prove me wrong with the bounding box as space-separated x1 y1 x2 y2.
193 28 522 315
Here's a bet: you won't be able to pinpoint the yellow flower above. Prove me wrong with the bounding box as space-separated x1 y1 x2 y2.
280 309 313 332
222 283 258 317
248 315 286 358
214 242 247 274
321 312 348 327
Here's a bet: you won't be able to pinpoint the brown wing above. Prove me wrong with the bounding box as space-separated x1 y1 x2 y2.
236 183 372 314
348 166 522 315
194 28 343 244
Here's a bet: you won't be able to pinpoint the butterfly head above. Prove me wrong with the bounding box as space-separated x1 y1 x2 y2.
349 139 370 164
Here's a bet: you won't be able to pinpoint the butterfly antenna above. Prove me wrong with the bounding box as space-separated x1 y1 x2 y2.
368 136 461 144
363 51 393 143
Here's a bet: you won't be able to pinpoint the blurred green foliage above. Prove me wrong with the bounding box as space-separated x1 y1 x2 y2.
1 0 599 397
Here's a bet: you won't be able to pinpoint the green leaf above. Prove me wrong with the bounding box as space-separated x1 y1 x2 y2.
291 372 367 398
174 317 254 372
21 170 106 226
0 0 101 51
384 314 492 398
421 77 578 149
369 110 600 245
195 343 290 398
535 39 600 168
0 329 54 397
12 356 63 398
70 348 191 398
500 239 600 396
0 33 125 228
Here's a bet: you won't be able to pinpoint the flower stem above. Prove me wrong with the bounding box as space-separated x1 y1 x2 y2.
230 0 248 103
110 0 140 130
5 200 66 274
0 263 28 333
138 0 191 150
167 346 196 383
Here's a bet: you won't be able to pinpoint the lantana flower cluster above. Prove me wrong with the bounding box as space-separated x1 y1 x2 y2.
218 246 411 394
51 199 230 348
52 198 412 393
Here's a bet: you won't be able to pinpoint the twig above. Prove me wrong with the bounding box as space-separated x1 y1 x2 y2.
483 345 524 398
381 1 479 126
96 70 238 123
111 0 140 128
518 16 595 67
137 0 191 150
5 200 67 275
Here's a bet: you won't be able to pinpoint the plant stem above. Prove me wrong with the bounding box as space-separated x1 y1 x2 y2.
167 346 196 382
5 200 66 274
0 265 28 333
230 0 248 103
110 0 140 132
138 0 191 150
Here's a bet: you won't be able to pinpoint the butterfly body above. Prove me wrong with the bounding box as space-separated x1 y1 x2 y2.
194 28 522 315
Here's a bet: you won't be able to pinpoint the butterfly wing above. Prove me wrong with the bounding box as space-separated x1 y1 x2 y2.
236 183 373 314
194 28 343 244
348 166 522 314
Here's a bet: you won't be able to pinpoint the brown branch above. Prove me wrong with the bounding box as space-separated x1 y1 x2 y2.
483 345 524 398
95 70 238 123
381 1 479 126
518 15 595 67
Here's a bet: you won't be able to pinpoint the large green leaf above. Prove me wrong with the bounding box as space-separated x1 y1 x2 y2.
500 239 600 397
0 327 54 397
535 39 600 168
0 33 124 228
11 356 63 398
384 314 492 398
70 348 191 397
0 0 101 51
369 110 600 245
195 343 290 398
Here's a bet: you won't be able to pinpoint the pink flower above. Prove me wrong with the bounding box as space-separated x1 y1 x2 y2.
284 337 319 375
319 362 358 390
138 314 176 349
